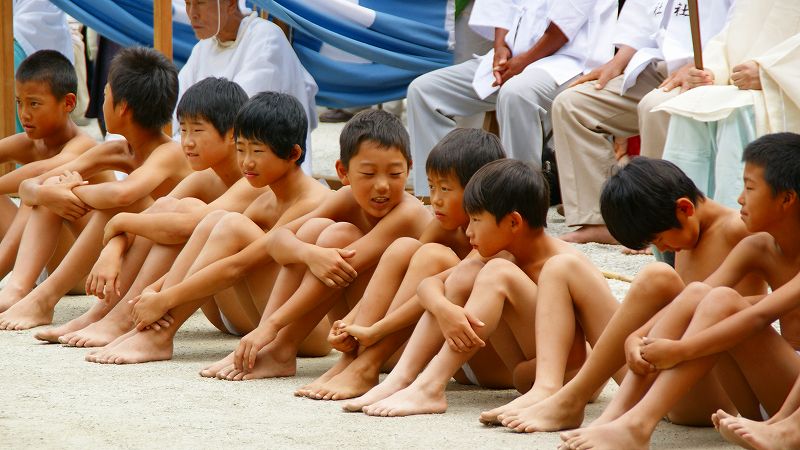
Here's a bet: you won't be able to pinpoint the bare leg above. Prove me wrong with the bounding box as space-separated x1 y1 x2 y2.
35 236 152 343
343 258 486 412
362 258 538 417
0 196 152 330
304 241 462 400
559 287 796 450
0 205 68 313
0 203 32 286
0 195 18 239
492 263 683 430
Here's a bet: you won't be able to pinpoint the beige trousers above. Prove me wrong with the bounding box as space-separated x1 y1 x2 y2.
553 63 678 226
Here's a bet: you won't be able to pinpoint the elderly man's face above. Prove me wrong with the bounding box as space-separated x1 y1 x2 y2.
185 0 224 39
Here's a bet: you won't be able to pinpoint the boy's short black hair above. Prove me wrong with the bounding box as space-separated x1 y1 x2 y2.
464 159 549 228
15 50 77 100
108 47 178 131
742 132 800 197
339 109 410 168
234 91 307 165
600 157 705 250
426 128 506 187
176 77 248 136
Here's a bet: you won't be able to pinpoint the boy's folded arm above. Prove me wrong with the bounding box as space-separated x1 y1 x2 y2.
374 294 426 337
18 141 131 205
704 236 767 288
158 235 275 311
71 147 180 209
110 208 207 245
0 152 77 195
678 277 800 361
417 268 456 316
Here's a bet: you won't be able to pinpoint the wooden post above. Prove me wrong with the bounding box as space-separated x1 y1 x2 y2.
153 0 173 135
1 0 16 175
688 0 703 69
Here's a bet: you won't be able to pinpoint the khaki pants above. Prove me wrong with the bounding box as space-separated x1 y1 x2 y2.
553 63 677 226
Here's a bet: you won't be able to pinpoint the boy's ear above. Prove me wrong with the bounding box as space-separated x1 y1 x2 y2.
224 129 235 144
508 211 523 231
335 160 350 186
780 190 798 210
288 144 302 164
63 93 77 113
675 197 696 219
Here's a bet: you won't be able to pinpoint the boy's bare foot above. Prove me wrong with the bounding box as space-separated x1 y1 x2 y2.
295 353 354 398
559 419 649 450
0 295 54 330
0 284 27 312
214 347 296 381
58 312 132 348
362 382 447 417
199 352 234 378
480 390 542 425
722 416 800 450
35 306 111 343
306 356 380 400
87 329 173 364
342 373 413 412
560 225 619 245
715 413 758 450
497 390 585 432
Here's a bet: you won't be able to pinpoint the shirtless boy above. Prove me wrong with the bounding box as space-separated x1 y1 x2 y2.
345 159 618 417
34 77 259 345
486 157 766 432
180 109 431 379
0 50 97 298
83 92 334 364
560 133 800 450
0 47 191 330
294 128 506 401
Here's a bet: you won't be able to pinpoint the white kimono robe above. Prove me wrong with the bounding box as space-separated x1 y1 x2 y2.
177 13 319 174
657 0 800 207
615 0 735 93
13 0 74 64
468 0 618 98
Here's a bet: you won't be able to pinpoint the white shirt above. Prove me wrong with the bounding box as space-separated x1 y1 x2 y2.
468 0 617 98
177 14 318 173
13 0 74 64
615 0 736 92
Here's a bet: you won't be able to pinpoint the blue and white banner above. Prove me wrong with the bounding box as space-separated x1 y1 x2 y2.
48 0 455 107
255 0 455 107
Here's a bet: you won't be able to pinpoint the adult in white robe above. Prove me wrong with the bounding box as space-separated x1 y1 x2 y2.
177 0 318 175
552 0 734 244
407 0 618 196
657 0 800 208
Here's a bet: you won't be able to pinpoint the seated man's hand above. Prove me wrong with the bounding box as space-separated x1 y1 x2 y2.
38 179 90 221
640 337 684 370
234 323 279 371
306 246 357 288
731 61 762 90
660 63 694 93
492 44 512 86
494 55 528 86
624 333 656 375
86 246 123 300
435 303 485 353
570 57 627 89
686 67 715 89
327 320 357 353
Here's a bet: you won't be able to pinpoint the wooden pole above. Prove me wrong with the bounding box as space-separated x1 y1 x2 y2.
1 0 16 175
1 0 15 139
153 0 173 135
688 0 703 69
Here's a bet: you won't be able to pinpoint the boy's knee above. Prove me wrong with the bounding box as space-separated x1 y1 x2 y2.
295 218 336 243
636 262 682 291
385 236 423 259
315 222 362 248
148 196 180 213
212 212 249 235
444 258 487 295
197 209 228 233
479 258 517 282
410 242 457 269
695 287 746 320
173 197 206 213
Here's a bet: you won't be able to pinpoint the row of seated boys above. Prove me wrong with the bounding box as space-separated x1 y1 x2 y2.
1 46 800 450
